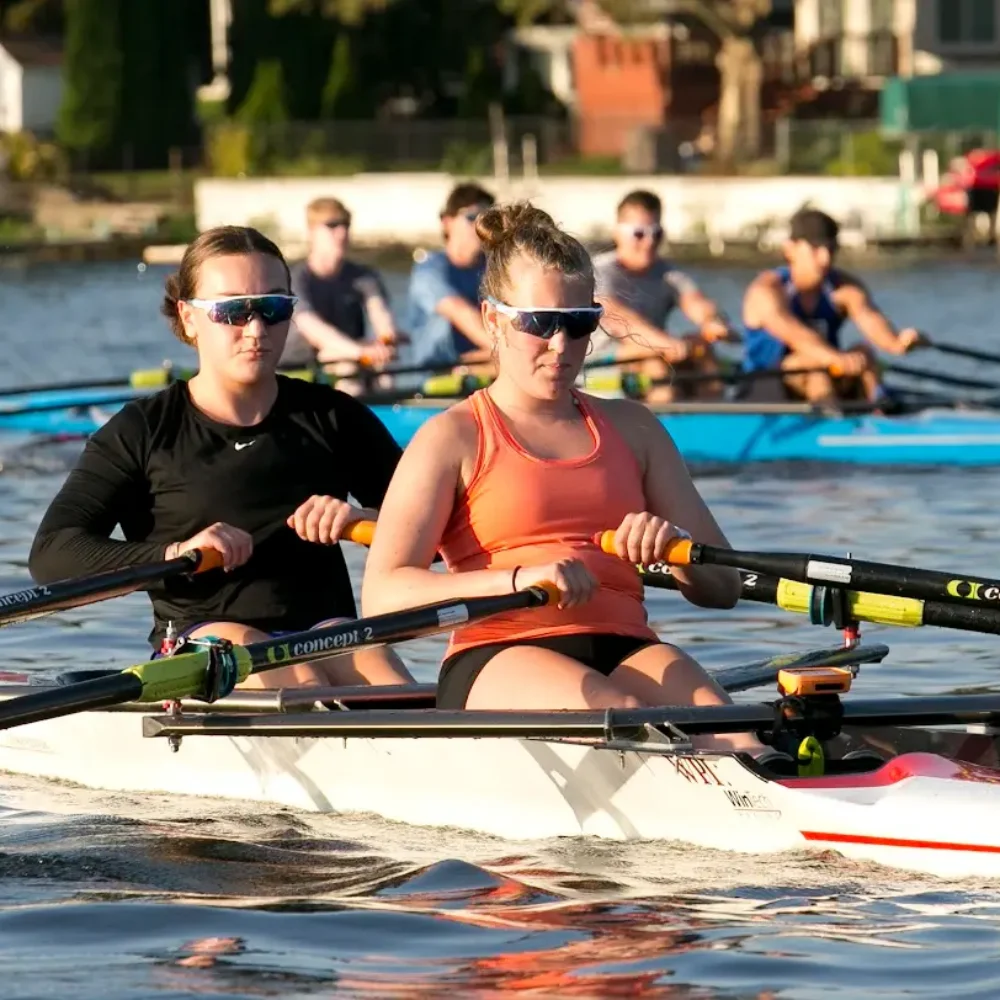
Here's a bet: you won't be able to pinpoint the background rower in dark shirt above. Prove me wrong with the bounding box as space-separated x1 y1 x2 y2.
281 197 398 390
30 224 413 690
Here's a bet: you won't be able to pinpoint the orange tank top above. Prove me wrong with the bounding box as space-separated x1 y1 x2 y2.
438 388 657 654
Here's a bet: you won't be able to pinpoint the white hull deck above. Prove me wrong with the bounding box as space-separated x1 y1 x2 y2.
3 706 1000 880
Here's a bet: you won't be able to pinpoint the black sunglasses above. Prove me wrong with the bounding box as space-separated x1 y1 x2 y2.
488 298 604 340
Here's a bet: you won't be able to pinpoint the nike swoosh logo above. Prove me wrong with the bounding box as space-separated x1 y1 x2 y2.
234 441 255 451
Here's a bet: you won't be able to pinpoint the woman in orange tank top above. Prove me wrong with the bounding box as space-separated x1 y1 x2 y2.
363 202 765 755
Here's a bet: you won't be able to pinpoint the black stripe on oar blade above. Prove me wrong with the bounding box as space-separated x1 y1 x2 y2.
0 549 220 628
144 692 1000 741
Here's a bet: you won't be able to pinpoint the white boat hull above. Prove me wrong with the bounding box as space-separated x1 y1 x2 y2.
2 709 1000 879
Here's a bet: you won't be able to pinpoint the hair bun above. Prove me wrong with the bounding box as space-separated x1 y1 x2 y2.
475 202 556 252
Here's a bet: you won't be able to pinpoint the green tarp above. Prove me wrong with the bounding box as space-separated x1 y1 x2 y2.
881 74 1000 133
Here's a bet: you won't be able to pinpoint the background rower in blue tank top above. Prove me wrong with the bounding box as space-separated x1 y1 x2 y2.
741 209 925 403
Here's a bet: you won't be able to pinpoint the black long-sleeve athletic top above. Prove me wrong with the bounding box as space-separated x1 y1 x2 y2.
29 376 402 648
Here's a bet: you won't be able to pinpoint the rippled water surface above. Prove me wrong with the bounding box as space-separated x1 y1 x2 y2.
2 256 1000 998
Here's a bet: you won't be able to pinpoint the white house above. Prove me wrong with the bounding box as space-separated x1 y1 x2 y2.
0 38 63 135
795 0 1000 80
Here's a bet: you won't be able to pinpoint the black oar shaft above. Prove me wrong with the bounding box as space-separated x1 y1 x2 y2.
0 549 215 628
0 673 142 729
641 564 1000 636
0 584 558 732
240 587 553 677
688 543 1000 611
931 342 1000 365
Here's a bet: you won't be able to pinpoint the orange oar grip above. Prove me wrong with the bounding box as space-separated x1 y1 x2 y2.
597 529 617 554
190 547 224 573
828 363 843 377
344 519 376 547
663 537 693 565
593 530 694 565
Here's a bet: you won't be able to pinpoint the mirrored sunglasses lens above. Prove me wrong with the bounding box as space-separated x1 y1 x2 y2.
256 297 295 323
208 297 293 326
511 311 556 338
208 300 255 325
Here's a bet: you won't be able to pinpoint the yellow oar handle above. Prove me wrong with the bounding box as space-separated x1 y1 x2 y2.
595 530 694 565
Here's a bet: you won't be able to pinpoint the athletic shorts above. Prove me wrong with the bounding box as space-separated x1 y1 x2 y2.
437 632 661 709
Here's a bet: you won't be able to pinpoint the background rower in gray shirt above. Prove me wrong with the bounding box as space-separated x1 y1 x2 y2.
593 189 732 403
282 197 398 389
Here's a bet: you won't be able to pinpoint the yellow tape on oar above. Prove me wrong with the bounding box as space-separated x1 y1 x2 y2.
123 645 254 703
774 580 925 628
421 373 493 397
582 372 652 396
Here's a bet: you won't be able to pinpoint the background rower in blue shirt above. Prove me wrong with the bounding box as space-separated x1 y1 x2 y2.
741 208 925 404
406 183 495 368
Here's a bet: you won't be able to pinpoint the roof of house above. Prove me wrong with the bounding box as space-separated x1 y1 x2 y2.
0 37 63 67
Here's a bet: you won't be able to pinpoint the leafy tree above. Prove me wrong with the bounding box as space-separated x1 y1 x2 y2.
236 60 290 125
321 32 371 118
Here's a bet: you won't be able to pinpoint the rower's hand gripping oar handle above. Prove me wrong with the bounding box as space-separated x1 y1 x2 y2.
183 547 226 573
343 519 376 547
595 530 695 566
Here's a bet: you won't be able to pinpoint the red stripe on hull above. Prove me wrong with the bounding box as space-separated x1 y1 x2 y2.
801 830 1000 854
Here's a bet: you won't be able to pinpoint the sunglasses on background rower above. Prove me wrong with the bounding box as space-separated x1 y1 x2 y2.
185 294 298 326
322 218 350 230
618 223 664 241
487 298 604 340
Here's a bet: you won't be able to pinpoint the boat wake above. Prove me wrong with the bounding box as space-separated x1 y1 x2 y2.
3 774 1000 997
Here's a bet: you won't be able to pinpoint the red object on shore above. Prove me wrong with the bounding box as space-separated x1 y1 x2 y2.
929 149 1000 216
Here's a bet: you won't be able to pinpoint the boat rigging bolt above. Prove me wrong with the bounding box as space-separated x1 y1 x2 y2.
163 699 184 753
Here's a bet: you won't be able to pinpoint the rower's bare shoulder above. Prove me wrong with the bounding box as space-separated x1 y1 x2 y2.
406 399 479 464
587 393 670 462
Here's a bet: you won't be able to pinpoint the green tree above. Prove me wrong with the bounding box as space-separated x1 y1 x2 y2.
236 60 291 125
57 0 123 164
321 32 370 118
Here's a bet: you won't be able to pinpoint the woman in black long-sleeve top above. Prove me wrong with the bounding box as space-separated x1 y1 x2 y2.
30 224 413 689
